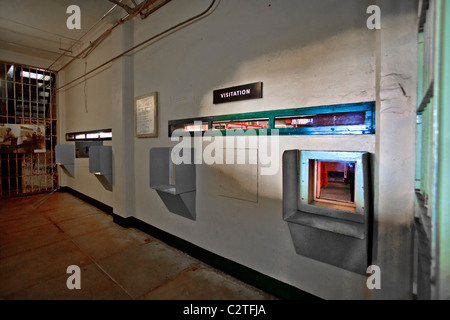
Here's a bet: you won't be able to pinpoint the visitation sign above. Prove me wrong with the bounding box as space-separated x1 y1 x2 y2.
213 82 263 104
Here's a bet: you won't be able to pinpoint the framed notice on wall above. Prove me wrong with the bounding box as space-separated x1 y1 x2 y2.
135 92 158 138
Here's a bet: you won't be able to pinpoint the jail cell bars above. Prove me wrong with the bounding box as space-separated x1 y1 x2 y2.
0 61 58 198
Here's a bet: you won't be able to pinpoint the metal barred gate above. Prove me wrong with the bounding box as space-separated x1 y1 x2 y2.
0 61 57 198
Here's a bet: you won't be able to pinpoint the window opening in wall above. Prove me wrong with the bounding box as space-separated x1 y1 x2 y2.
283 150 371 274
66 129 112 141
168 101 375 137
311 160 356 207
65 129 112 158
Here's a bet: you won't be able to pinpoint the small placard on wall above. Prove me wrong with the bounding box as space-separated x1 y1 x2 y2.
136 92 158 138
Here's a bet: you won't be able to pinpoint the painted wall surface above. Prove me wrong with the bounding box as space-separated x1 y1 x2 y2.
372 0 419 299
58 33 114 207
131 0 377 300
52 0 418 299
0 49 53 71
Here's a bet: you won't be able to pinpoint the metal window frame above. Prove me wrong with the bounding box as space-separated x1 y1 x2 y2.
168 101 375 137
65 129 112 141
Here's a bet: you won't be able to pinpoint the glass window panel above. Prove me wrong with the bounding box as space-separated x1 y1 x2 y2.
21 69 41 85
170 122 208 133
86 133 99 139
212 119 269 130
66 129 112 141
75 134 86 140
275 111 366 129
99 131 112 139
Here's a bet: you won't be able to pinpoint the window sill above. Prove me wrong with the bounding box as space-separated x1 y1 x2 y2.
284 210 366 240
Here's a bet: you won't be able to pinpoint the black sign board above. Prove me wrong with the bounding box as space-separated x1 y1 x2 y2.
213 82 263 104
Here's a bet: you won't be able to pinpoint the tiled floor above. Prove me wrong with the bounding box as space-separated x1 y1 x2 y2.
0 192 276 300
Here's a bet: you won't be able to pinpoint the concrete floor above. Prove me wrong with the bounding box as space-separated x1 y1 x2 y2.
319 182 352 203
0 192 276 300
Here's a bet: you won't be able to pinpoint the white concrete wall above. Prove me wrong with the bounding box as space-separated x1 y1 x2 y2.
58 33 114 207
0 49 53 71
52 0 418 299
132 0 377 300
372 0 418 299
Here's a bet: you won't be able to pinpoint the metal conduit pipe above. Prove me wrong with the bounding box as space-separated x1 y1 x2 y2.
108 0 139 15
138 0 173 19
55 0 216 93
55 1 172 73
47 2 123 71
55 19 124 73
108 0 173 20
55 8 137 73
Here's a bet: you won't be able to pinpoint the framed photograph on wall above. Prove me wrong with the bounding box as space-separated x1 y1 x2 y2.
135 92 158 138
